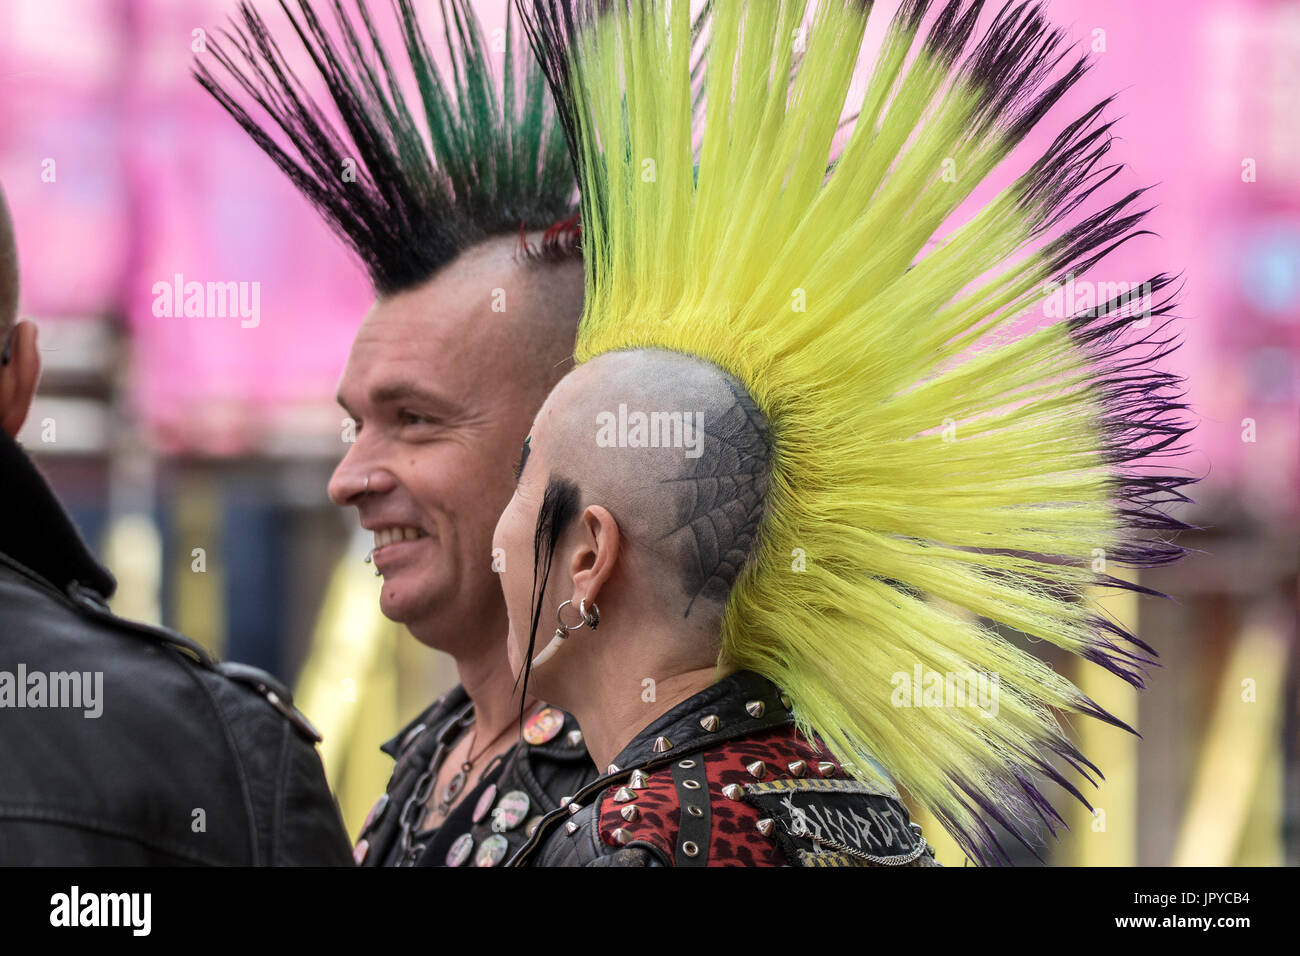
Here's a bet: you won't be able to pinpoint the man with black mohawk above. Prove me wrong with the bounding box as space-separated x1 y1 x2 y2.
195 0 599 867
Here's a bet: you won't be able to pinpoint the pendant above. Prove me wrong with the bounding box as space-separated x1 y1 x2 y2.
441 768 467 809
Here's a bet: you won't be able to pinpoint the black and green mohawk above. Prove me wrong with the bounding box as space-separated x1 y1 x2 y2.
195 0 579 295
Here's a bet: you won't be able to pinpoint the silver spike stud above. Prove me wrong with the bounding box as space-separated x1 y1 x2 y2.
613 787 636 803
722 783 745 801
565 820 580 835
779 693 792 710
699 714 720 732
611 828 634 846
746 760 767 780
567 802 583 815
745 700 766 718
629 770 650 790
567 729 584 746
756 818 776 837
605 764 620 775
620 805 640 822
817 761 837 776
787 760 807 778
652 736 673 753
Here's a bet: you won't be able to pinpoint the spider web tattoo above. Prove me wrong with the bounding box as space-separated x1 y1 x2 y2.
658 381 772 617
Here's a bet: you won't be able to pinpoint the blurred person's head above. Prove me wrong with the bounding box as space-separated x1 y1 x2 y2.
196 0 583 654
493 349 770 708
0 185 40 439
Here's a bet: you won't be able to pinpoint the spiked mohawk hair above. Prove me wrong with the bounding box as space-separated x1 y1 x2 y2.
195 0 579 296
520 0 1196 865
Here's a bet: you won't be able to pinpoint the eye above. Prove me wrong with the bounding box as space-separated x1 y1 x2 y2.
399 409 435 427
513 436 531 480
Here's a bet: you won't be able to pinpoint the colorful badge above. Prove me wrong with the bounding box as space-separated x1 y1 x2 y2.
523 706 565 745
446 832 475 867
491 790 532 833
474 833 510 867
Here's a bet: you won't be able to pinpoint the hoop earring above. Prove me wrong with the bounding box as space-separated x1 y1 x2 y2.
531 599 588 668
579 598 600 630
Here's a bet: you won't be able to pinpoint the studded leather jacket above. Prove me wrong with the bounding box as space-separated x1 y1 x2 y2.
354 685 599 866
510 670 940 867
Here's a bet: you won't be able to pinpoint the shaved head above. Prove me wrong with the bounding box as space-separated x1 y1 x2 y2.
0 187 15 337
536 348 771 620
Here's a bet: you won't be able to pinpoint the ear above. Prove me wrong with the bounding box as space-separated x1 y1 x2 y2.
568 504 620 610
0 321 40 438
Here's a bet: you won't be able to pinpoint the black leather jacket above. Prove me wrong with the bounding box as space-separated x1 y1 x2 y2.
355 685 599 866
512 670 940 867
0 433 353 865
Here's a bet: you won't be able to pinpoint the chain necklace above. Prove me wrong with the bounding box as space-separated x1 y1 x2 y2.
435 714 518 814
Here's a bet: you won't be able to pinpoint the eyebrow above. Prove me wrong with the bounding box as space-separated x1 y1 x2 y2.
515 436 531 480
337 382 462 418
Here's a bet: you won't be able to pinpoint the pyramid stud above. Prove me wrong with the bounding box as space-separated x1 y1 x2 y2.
699 714 720 732
620 804 640 822
629 770 650 789
817 761 837 776
652 736 673 753
611 828 634 846
779 693 792 710
756 818 776 837
565 820 580 835
560 795 573 807
567 802 583 815
722 783 745 801
746 760 767 780
745 700 765 718
567 729 584 746
606 764 620 775
787 760 807 778
613 787 636 803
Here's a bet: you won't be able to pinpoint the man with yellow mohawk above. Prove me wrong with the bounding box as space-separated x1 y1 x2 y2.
495 0 1192 866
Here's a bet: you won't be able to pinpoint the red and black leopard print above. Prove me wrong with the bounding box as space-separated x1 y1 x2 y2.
595 724 844 866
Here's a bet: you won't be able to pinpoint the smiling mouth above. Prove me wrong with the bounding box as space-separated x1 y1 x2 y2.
372 526 428 551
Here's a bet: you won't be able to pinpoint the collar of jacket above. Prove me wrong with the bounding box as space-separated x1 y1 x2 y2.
380 683 471 759
607 669 794 771
0 430 115 600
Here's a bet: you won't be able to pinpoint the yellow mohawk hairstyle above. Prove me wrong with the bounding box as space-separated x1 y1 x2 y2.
520 0 1194 864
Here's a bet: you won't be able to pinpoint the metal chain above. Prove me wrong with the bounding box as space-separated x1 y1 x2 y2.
394 701 475 867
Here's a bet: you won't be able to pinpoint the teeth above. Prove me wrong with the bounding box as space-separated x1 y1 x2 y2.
372 527 425 549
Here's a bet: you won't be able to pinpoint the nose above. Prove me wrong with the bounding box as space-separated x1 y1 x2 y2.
328 441 398 506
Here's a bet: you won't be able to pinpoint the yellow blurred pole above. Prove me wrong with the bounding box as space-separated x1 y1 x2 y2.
1172 613 1287 866
294 534 404 839
1059 580 1139 866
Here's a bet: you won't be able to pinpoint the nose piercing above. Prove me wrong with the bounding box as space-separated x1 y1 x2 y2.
363 474 370 492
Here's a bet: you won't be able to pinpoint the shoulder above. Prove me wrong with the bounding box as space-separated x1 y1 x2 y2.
584 726 936 867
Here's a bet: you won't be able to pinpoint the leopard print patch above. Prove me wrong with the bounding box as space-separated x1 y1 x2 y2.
596 726 849 867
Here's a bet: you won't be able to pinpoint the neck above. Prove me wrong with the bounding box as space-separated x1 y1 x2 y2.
572 660 723 772
455 630 538 738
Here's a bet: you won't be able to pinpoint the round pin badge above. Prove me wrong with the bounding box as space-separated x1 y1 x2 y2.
472 783 498 825
522 706 565 745
490 789 532 833
445 832 475 868
474 833 510 867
